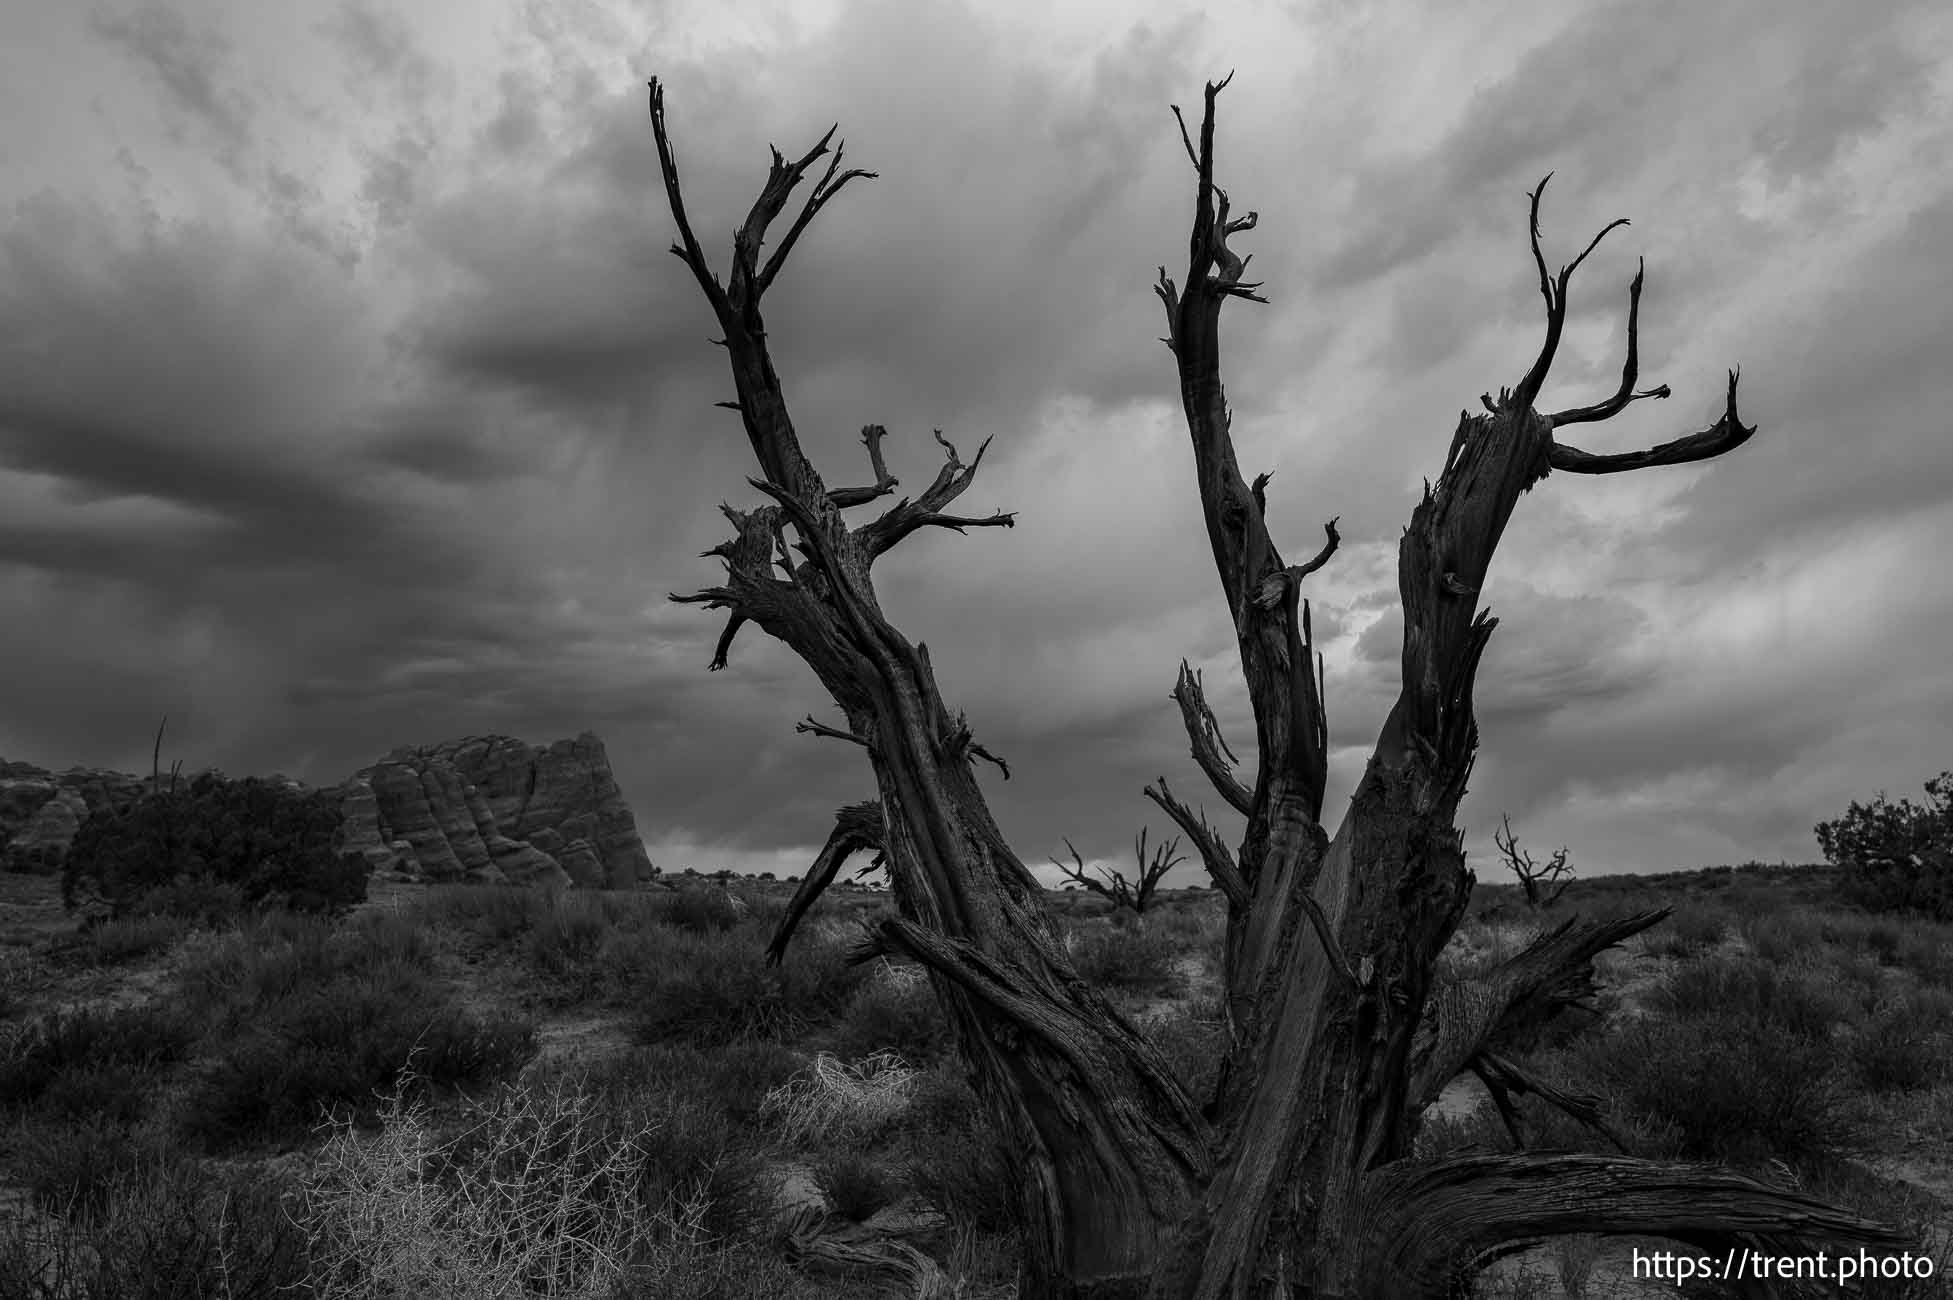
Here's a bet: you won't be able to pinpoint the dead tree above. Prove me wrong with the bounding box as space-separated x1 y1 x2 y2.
653 74 1905 1299
1493 813 1576 909
1052 828 1187 913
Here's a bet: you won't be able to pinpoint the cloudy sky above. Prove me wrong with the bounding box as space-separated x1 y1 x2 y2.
1 0 1948 888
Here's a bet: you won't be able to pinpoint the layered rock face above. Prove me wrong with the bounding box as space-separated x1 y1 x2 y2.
1 734 657 890
336 732 657 888
0 761 146 872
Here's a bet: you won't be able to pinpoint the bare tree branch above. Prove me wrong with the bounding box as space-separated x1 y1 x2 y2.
1544 259 1673 427
753 136 879 300
827 424 901 507
1474 1050 1630 1153
1251 515 1341 610
1511 173 1632 413
1549 368 1758 474
1143 776 1247 909
767 801 885 965
1168 661 1253 817
796 714 872 749
855 429 1018 558
1407 908 1671 1114
647 81 728 317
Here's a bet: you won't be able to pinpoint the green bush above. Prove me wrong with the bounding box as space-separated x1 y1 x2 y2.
1817 771 1953 921
62 771 368 922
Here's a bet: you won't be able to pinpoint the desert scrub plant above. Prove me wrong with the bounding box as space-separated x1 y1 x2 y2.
1063 918 1183 997
0 1150 313 1299
62 769 367 922
177 969 538 1152
631 926 866 1048
46 910 196 967
826 962 948 1065
654 885 749 933
1848 988 1953 1094
811 1149 899 1223
1568 952 1861 1166
295 1065 665 1299
8 1113 178 1222
760 1050 919 1146
1642 903 1731 958
0 1002 196 1115
1140 994 1230 1104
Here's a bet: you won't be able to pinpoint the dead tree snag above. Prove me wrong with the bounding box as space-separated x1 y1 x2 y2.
652 73 1906 1298
1493 813 1577 909
1052 827 1187 913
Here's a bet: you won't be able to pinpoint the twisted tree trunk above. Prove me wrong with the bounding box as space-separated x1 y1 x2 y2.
650 74 1908 1298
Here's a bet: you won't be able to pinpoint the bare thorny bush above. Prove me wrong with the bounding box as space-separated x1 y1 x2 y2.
650 69 1914 1299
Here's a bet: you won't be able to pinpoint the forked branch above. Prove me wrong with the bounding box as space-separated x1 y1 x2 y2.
1512 173 1630 413
858 429 1017 557
1549 369 1757 474
767 800 885 965
827 424 901 508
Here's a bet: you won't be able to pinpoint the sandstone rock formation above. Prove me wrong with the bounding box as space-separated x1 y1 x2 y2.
0 760 146 872
335 732 657 888
1 733 657 890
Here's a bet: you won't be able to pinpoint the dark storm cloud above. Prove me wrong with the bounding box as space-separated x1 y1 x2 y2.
1 0 1947 885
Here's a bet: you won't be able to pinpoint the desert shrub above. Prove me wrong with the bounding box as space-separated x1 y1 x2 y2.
0 1151 312 1299
50 911 195 967
10 1115 178 1222
1066 920 1183 996
1741 909 1826 964
1899 925 1953 987
1570 953 1859 1165
1142 995 1230 1103
1641 905 1731 959
62 771 367 921
0 1003 196 1113
656 886 748 933
827 964 948 1065
632 928 866 1048
1818 771 1953 921
526 898 612 986
296 1068 662 1299
178 971 537 1151
900 1104 1020 1232
1849 988 1953 1094
413 882 544 946
812 1149 898 1222
761 1051 918 1146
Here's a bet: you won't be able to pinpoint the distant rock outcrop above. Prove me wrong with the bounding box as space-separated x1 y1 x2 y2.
336 732 657 888
1 733 658 889
0 761 146 873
